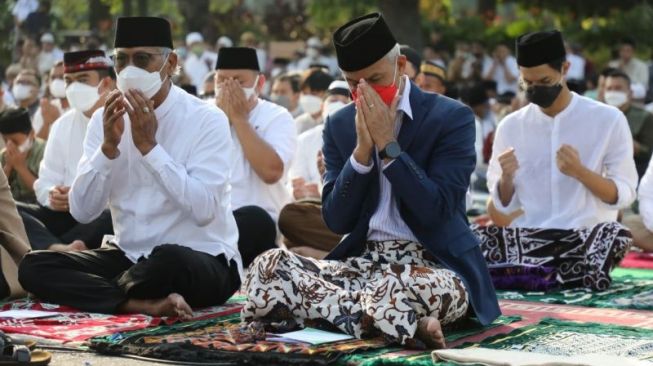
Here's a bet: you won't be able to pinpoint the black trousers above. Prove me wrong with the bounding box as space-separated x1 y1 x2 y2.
18 244 241 314
16 203 113 250
233 205 277 267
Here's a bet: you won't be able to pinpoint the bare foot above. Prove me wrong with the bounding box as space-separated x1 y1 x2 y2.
49 240 88 252
289 246 328 259
416 317 446 349
120 293 193 320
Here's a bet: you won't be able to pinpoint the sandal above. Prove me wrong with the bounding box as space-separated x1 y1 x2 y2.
0 331 50 365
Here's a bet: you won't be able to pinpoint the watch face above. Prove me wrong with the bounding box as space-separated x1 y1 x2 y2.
386 142 401 158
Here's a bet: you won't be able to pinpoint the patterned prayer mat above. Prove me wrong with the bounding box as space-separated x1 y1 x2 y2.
496 268 653 310
460 318 653 362
89 306 520 366
0 297 243 344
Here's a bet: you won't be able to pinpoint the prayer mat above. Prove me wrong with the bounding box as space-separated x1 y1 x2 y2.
90 309 520 366
337 316 520 366
458 318 653 362
496 274 653 310
0 297 243 343
621 252 653 270
499 300 653 330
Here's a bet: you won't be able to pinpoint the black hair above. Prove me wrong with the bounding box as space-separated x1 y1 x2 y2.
300 69 334 93
606 70 631 87
275 73 301 94
97 67 116 81
621 36 636 48
547 56 566 71
600 67 618 77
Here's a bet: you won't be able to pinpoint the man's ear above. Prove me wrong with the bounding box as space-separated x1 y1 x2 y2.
257 73 266 92
397 54 407 77
166 52 178 77
561 61 571 78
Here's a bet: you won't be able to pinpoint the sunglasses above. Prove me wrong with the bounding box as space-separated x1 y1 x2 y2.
111 51 165 69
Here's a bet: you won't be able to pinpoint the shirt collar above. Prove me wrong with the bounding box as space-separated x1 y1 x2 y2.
397 75 413 120
155 83 178 119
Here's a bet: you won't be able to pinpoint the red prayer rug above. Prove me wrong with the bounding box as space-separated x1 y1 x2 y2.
620 251 653 269
0 298 243 343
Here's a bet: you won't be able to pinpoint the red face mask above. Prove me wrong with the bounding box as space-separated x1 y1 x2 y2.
351 59 399 106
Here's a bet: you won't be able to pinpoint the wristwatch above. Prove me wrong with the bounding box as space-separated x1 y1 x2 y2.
379 141 401 160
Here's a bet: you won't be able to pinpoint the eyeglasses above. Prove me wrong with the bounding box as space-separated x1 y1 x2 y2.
112 51 165 69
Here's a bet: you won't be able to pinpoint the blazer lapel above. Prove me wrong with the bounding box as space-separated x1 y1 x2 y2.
397 82 427 150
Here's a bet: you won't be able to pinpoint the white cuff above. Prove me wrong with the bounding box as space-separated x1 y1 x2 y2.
89 146 115 177
605 178 635 210
490 180 521 214
142 144 172 173
349 155 374 174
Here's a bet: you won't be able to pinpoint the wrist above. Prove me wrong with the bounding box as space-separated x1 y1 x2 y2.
572 165 589 181
101 143 120 160
138 142 156 156
500 174 515 186
353 145 373 166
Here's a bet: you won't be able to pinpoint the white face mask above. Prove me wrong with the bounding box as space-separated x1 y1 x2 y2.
299 94 323 116
322 100 346 120
18 138 33 153
12 84 33 101
604 90 629 107
66 82 101 112
49 79 67 99
116 54 169 99
216 75 259 100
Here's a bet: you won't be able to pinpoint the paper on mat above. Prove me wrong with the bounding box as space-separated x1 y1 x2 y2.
269 327 354 345
0 310 60 319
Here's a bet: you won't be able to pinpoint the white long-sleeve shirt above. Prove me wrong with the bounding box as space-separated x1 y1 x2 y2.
230 99 296 221
289 124 324 186
488 92 638 229
70 86 242 275
637 157 653 231
34 108 88 207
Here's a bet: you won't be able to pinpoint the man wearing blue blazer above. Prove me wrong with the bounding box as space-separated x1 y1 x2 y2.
242 13 500 349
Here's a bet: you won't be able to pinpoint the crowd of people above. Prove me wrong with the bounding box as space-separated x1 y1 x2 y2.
1 0 653 351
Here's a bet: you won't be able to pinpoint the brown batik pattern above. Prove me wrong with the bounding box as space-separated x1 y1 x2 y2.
242 241 469 346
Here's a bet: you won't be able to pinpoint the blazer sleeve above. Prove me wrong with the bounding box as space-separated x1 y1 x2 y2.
383 104 476 227
321 115 374 235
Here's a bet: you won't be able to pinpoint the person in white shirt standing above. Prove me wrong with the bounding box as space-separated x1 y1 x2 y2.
477 30 637 292
183 32 218 93
17 50 116 252
483 44 519 95
214 47 297 267
18 17 241 318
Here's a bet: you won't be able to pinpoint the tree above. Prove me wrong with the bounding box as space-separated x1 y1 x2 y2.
379 0 423 49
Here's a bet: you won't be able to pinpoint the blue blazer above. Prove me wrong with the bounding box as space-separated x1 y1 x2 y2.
321 83 500 325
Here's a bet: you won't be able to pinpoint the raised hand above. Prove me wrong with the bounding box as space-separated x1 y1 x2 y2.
101 90 126 159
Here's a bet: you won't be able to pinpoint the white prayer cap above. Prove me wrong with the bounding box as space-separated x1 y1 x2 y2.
307 36 322 48
40 33 54 43
186 32 204 46
217 36 233 48
632 83 646 100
